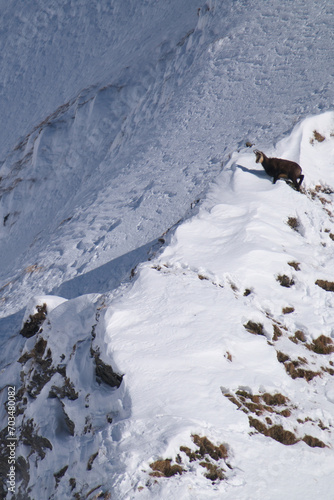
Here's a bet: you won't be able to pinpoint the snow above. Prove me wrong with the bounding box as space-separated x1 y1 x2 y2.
1 1 334 499
0 0 198 159
98 119 334 498
1 0 334 317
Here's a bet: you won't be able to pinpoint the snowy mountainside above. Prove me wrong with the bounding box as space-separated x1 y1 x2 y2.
1 0 334 499
1 113 334 499
0 0 198 159
1 0 334 316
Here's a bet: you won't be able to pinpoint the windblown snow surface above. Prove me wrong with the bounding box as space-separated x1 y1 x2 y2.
1 1 334 499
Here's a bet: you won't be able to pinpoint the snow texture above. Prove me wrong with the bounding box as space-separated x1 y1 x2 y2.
1 1 334 499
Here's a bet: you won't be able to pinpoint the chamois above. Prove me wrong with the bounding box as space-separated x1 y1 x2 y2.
254 150 304 191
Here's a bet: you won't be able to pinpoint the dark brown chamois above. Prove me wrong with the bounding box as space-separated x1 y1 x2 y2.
254 150 304 191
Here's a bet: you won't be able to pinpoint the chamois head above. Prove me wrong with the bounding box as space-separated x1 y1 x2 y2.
254 150 264 164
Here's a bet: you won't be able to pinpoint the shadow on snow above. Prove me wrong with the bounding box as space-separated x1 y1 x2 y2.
53 238 161 300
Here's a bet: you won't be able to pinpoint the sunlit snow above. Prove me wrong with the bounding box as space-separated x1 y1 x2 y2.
1 1 334 499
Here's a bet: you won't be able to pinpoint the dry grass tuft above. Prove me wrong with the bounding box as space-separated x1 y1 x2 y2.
289 330 306 344
179 446 199 462
249 417 299 445
311 130 326 143
224 393 242 409
149 459 184 478
244 321 265 336
181 435 231 482
308 185 334 209
287 217 299 231
288 261 300 271
286 362 320 381
224 388 329 449
276 275 295 288
250 419 326 448
151 434 231 484
316 185 334 194
282 306 295 314
277 351 290 363
261 393 287 406
225 351 233 362
266 425 299 445
302 435 326 448
315 279 334 292
199 461 225 481
277 352 321 381
323 365 334 376
224 389 290 420
306 335 334 355
272 324 284 341
192 435 228 461
295 330 307 342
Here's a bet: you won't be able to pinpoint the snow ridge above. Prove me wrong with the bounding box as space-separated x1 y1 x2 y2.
1 113 334 499
1 1 334 499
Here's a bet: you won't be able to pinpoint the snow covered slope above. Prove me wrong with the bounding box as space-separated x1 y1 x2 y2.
0 0 198 159
1 0 334 317
1 1 334 499
2 112 334 500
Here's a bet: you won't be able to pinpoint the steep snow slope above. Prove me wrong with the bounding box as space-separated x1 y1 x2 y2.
1 0 334 316
0 0 198 158
1 0 334 499
97 113 334 500
2 113 334 500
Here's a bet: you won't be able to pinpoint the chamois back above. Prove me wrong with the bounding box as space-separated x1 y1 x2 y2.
254 150 304 190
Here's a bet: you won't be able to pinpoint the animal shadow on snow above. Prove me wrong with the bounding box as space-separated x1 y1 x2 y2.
235 164 268 180
235 164 300 190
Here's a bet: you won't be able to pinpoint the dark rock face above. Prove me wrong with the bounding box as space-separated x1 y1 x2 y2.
2 294 125 498
20 303 47 338
95 354 123 388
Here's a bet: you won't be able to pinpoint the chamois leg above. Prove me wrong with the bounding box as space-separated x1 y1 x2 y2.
298 174 304 189
293 174 304 191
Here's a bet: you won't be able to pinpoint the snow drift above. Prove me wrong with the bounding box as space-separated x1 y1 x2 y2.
1 113 334 499
1 1 334 499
